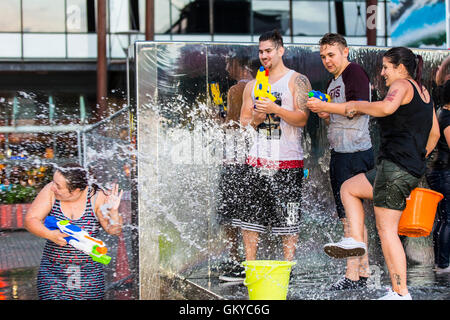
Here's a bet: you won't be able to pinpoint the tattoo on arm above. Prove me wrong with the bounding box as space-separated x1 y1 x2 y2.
295 73 312 112
385 89 398 102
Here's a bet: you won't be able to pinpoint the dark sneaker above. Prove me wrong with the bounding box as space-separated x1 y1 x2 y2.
219 265 245 282
330 276 367 290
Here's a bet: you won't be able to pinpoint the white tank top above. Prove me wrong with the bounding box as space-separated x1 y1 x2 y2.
247 69 304 169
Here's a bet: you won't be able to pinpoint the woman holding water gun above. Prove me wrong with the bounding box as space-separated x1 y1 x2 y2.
25 163 123 300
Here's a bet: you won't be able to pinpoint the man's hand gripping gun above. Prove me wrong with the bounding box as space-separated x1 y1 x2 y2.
254 66 277 104
308 90 331 102
44 216 111 265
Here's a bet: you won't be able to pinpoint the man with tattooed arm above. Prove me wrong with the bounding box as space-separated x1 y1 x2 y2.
237 29 311 262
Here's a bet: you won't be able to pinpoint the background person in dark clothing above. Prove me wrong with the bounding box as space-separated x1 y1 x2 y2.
426 56 450 273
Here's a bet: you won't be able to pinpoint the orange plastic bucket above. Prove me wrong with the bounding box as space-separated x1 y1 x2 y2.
398 188 443 237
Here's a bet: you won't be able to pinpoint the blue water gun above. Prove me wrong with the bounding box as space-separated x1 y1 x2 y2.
308 90 331 102
303 169 309 179
44 216 111 265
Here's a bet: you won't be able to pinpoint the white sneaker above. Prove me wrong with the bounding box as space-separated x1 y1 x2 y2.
377 288 412 300
323 237 367 258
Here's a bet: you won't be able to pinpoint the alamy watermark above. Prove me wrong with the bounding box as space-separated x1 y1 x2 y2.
367 5 378 30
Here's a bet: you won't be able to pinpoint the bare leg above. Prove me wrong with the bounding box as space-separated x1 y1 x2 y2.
224 225 240 262
242 229 259 261
374 206 408 296
282 234 299 261
342 217 361 281
340 173 373 243
359 225 371 277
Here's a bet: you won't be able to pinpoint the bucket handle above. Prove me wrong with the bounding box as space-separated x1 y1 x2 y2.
243 264 281 287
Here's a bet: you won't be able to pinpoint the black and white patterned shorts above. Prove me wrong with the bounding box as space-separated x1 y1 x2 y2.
233 165 303 235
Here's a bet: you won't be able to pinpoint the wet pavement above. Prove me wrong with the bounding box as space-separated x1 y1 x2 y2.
0 231 43 300
0 230 137 300
187 261 450 300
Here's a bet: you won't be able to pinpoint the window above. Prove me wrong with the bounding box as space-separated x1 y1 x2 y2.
154 0 171 34
22 0 65 32
170 0 210 34
252 1 290 35
214 0 250 34
292 1 330 36
66 0 89 33
0 0 21 32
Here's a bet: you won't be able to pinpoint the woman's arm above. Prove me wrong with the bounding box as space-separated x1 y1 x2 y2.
94 184 123 236
425 108 440 157
444 124 450 148
24 183 67 246
307 79 410 118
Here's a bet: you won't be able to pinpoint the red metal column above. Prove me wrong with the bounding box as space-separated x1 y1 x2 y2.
97 0 108 121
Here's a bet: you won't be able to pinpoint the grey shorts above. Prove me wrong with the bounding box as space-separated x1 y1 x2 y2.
365 159 420 211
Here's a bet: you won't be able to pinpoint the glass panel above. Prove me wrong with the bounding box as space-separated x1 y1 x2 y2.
154 0 171 34
0 34 22 58
292 1 329 36
170 0 210 34
67 34 97 58
109 0 130 32
66 0 88 33
22 0 65 32
252 0 290 35
23 34 66 58
0 0 21 32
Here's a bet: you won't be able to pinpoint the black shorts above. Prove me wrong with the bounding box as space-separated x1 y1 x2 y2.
330 148 374 219
216 164 248 225
234 165 303 235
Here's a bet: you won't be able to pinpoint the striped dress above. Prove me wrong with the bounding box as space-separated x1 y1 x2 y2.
37 190 105 300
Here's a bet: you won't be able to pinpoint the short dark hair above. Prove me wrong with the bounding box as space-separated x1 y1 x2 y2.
259 29 284 48
319 33 347 48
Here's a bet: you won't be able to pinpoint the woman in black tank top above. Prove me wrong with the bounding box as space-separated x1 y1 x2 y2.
307 47 440 300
